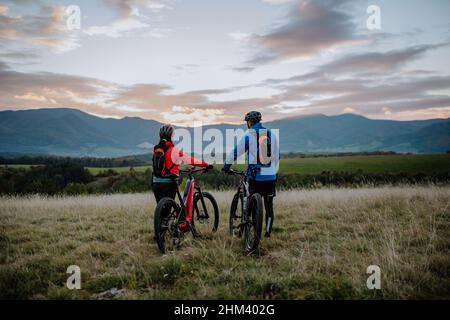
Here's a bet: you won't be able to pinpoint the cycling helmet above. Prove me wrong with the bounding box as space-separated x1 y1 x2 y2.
244 111 262 122
159 124 174 139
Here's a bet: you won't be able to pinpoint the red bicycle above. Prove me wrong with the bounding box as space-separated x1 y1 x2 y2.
154 166 219 253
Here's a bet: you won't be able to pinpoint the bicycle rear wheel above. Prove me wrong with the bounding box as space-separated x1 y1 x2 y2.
244 193 263 254
229 192 244 238
192 191 219 236
154 197 182 254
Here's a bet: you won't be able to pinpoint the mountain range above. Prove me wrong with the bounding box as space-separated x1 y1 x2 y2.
1 108 449 157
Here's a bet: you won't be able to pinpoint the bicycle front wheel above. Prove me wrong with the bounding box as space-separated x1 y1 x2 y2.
154 197 181 254
244 193 263 254
192 191 219 236
230 192 244 238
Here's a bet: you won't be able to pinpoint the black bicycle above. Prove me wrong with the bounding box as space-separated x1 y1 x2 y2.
228 169 263 255
154 166 219 254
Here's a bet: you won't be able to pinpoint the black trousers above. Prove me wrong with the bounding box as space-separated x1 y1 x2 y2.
249 179 276 235
152 182 177 203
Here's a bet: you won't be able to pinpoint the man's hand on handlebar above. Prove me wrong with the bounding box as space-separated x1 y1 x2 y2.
222 167 246 176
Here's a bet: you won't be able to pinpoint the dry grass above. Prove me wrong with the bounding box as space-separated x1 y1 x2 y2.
1 186 449 299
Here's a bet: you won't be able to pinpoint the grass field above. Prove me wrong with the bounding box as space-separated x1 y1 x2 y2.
3 154 450 175
1 186 449 299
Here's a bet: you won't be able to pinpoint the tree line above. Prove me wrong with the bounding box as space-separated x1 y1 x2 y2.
0 163 93 195
0 154 151 168
1 163 450 196
0 151 401 168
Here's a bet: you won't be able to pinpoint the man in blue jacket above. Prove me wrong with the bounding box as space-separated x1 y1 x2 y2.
222 111 279 238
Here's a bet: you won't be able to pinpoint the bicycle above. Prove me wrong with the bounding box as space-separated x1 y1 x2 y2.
227 169 263 255
154 166 219 254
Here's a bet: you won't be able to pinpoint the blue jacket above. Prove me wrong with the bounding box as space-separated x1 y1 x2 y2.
223 122 279 181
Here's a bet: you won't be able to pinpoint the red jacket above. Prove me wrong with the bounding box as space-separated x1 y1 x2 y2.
161 140 208 176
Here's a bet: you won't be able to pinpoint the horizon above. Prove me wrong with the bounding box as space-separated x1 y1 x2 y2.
2 107 450 128
1 1 450 125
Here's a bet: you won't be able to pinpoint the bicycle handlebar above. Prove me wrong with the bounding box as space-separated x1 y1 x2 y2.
179 166 212 175
226 169 246 176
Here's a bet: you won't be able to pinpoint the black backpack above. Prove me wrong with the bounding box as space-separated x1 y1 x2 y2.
152 142 174 177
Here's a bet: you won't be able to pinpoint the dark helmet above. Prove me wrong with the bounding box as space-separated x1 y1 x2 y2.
159 124 174 139
244 111 262 123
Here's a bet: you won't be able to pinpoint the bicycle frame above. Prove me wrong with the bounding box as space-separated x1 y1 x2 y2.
237 176 250 214
175 168 209 232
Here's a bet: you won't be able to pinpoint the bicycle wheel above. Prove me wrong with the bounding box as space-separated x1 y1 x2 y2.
229 192 244 238
244 193 263 254
192 192 219 236
154 197 182 254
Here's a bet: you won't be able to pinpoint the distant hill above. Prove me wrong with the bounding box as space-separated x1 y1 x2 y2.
0 108 449 157
266 113 449 153
0 108 161 157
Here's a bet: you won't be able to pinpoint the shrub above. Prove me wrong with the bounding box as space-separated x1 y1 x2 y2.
64 182 88 195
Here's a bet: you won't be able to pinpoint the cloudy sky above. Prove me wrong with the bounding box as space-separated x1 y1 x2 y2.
1 0 450 125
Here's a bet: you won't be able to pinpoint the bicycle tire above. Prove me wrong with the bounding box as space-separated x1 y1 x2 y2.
154 197 181 254
244 193 263 254
229 192 244 238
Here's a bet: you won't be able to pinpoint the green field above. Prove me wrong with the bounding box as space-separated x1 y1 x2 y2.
280 154 450 174
3 154 450 175
231 154 450 174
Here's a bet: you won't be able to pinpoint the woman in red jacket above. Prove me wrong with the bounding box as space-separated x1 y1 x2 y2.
152 125 211 203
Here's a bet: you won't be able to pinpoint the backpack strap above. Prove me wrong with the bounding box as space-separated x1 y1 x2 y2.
166 162 175 173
